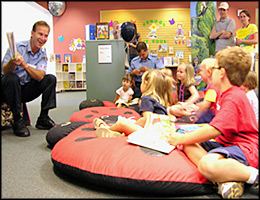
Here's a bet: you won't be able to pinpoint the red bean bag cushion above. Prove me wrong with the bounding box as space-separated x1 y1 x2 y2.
102 101 117 107
51 107 214 196
69 107 140 123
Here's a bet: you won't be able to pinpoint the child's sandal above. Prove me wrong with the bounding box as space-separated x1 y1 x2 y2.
93 118 109 129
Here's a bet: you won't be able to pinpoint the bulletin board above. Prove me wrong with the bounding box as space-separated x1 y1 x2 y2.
100 8 191 66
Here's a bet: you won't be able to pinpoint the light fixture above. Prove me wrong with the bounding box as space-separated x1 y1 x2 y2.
48 1 66 17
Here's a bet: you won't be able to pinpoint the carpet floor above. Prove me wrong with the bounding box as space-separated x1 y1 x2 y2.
1 91 258 198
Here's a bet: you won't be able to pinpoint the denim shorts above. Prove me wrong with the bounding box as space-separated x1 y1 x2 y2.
200 140 249 166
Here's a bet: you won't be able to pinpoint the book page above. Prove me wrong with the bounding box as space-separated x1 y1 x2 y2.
127 114 176 154
6 32 17 58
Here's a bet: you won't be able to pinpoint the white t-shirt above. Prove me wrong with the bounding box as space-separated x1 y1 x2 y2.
115 87 134 104
246 90 258 122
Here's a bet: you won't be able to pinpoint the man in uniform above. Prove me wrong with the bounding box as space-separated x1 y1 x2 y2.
1 21 57 137
127 42 165 98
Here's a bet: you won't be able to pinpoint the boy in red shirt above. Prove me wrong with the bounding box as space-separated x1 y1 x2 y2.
166 46 258 199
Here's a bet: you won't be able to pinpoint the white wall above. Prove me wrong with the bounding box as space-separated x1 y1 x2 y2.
1 1 55 75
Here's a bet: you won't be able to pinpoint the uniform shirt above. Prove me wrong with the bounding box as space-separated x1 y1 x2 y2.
209 86 259 168
139 95 167 115
213 16 236 53
2 40 48 85
236 24 258 53
127 53 165 83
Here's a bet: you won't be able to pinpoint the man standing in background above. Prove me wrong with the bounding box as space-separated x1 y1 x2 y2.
210 2 236 54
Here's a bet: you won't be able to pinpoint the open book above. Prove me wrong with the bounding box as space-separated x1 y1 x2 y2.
127 114 176 154
6 32 17 58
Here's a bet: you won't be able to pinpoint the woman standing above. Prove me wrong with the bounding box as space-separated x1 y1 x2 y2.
235 10 258 70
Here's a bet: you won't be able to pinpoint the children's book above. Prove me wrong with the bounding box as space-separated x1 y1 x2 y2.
62 64 68 72
55 54 61 63
76 81 83 88
164 57 172 66
158 44 168 52
175 124 207 134
76 63 82 72
69 72 75 81
127 114 176 154
69 81 75 88
64 54 72 63
6 32 17 58
85 24 96 40
63 81 69 89
172 56 179 66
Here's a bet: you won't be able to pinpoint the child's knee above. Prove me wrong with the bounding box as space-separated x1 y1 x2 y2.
198 154 218 179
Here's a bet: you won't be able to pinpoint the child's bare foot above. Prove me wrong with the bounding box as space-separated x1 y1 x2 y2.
95 127 125 138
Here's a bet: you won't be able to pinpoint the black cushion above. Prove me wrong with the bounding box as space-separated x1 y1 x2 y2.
79 99 104 110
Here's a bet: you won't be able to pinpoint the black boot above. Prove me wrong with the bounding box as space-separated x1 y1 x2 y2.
12 118 30 137
36 116 56 130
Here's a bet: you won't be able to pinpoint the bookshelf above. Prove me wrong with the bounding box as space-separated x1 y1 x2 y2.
56 63 86 91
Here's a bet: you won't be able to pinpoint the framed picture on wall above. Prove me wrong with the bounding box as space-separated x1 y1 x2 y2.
96 22 109 40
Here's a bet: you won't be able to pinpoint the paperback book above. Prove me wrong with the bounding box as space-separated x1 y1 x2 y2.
127 114 176 154
76 63 82 72
76 81 83 88
64 54 72 63
6 32 17 58
69 72 75 81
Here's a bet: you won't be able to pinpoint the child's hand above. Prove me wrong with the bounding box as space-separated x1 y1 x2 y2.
177 102 199 114
169 104 191 117
128 96 132 103
164 131 182 146
185 103 199 113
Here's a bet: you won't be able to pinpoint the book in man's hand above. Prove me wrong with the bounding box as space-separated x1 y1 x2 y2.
127 113 176 154
6 32 17 58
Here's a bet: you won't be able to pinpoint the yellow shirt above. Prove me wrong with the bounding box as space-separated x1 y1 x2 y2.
204 89 217 103
236 24 258 53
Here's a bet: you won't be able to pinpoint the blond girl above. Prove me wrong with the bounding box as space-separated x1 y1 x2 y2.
175 63 200 104
93 69 174 137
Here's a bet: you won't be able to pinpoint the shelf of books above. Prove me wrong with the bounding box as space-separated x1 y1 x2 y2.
56 63 86 92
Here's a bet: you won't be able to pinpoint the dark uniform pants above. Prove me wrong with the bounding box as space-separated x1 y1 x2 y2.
1 73 56 118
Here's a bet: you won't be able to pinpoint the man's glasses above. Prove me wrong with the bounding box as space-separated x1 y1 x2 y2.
211 66 222 71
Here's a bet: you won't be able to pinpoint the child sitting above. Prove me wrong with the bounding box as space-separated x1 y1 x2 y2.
175 62 200 104
195 58 221 123
93 69 175 137
240 70 258 123
113 74 134 107
166 46 258 199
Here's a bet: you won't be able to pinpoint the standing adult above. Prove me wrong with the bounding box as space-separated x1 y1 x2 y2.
210 2 236 55
126 23 141 65
127 42 165 99
236 10 258 70
1 21 57 137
